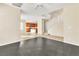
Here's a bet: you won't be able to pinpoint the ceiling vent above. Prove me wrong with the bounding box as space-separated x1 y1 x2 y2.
12 3 22 7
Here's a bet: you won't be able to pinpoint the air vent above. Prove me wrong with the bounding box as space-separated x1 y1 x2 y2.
12 3 22 7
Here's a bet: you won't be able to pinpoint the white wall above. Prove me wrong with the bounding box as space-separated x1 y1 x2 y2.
63 5 79 46
21 14 42 23
38 19 44 35
46 15 64 37
0 4 20 46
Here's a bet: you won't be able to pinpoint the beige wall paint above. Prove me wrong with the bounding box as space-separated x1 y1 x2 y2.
63 5 79 46
46 15 64 37
0 4 20 46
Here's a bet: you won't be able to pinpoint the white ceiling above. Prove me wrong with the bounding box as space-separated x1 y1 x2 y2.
7 3 79 16
20 3 65 16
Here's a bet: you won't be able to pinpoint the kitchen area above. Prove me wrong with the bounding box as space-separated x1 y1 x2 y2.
20 4 64 43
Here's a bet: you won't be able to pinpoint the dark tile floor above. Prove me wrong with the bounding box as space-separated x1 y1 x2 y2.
0 37 79 56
